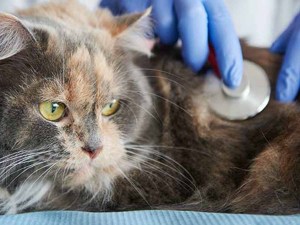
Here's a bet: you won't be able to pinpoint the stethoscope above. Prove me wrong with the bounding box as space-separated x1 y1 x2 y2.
204 48 271 121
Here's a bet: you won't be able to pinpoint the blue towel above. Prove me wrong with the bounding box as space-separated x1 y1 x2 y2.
0 210 299 225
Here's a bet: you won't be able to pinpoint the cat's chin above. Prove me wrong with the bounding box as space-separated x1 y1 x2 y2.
63 159 132 195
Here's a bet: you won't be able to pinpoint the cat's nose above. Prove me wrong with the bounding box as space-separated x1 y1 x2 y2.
81 145 103 159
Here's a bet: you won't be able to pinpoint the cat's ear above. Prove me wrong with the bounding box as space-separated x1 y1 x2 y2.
0 13 35 60
103 8 153 56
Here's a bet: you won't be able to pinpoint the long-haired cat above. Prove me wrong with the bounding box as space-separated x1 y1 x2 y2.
0 1 299 215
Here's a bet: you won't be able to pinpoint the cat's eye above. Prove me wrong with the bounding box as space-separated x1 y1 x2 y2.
102 99 120 116
39 101 66 121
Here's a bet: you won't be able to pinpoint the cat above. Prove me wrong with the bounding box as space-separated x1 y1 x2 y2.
0 0 299 215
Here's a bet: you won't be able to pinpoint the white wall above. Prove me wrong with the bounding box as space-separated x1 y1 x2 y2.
0 0 99 12
225 0 300 47
0 0 300 47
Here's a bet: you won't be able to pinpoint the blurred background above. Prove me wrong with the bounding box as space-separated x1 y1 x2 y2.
0 0 299 47
225 0 300 47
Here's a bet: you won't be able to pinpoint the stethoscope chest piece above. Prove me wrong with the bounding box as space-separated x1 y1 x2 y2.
203 60 271 121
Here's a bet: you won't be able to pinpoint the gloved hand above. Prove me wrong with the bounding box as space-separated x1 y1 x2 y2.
100 0 243 88
271 12 300 102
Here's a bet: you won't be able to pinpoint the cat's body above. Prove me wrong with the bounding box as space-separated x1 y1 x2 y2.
0 1 299 214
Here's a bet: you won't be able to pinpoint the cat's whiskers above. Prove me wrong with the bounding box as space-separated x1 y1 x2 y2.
29 161 58 188
60 157 88 186
120 67 186 82
6 135 59 158
122 96 162 125
60 162 72 185
9 162 58 213
144 75 186 89
114 164 152 208
127 90 192 117
127 154 194 192
45 186 74 210
120 101 138 124
0 145 55 166
0 143 61 185
128 145 199 184
120 92 163 125
4 150 62 186
0 160 57 213
20 162 56 191
3 160 50 186
0 144 53 163
0 150 54 181
125 74 186 91
126 143 213 158
122 85 162 123
126 145 196 176
126 149 196 192
0 157 48 181
0 151 35 165
0 148 53 166
121 66 193 117
123 158 170 192
84 177 111 206
52 164 64 188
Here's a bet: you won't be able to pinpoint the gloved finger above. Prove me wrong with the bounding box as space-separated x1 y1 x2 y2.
276 27 300 102
174 0 209 72
100 0 122 15
120 0 151 13
271 13 300 54
203 0 243 88
152 0 178 45
100 0 151 15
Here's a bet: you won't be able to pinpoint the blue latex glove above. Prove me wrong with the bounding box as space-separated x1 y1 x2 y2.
100 0 243 88
271 13 300 102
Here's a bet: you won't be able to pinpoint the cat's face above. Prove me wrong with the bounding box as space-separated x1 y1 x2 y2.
0 5 153 196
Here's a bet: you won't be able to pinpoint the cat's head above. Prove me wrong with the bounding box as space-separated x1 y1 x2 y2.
0 3 154 200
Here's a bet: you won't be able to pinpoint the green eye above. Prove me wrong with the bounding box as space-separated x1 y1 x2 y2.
39 101 66 121
102 99 120 116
